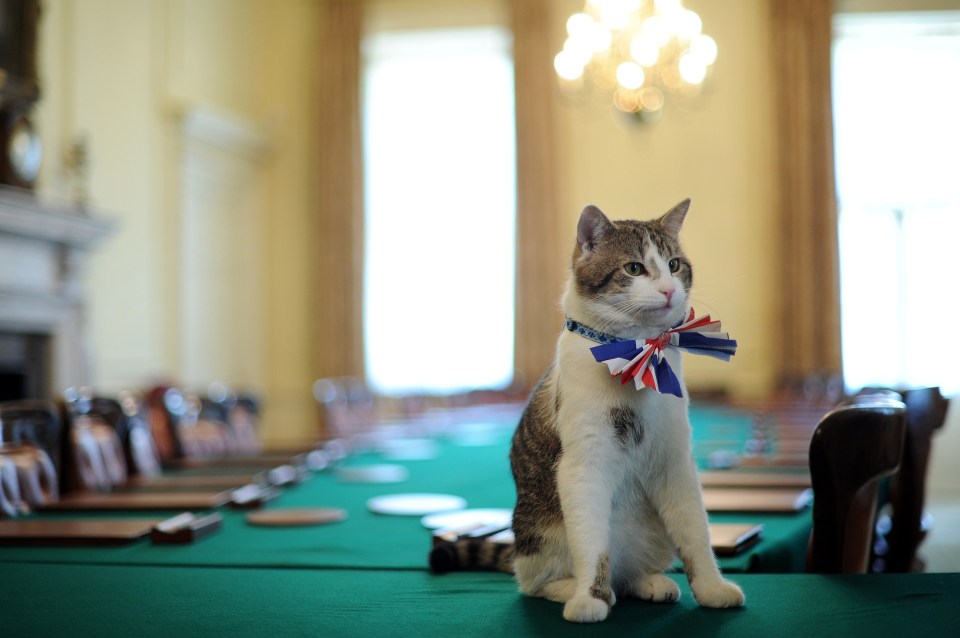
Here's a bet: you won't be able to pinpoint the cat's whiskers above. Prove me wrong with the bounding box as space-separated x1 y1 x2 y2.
687 294 720 318
594 300 641 334
601 297 667 331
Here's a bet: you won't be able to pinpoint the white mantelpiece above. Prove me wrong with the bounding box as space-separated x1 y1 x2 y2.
0 186 114 397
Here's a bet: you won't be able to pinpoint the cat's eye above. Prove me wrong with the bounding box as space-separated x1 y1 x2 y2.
624 262 646 276
668 258 681 273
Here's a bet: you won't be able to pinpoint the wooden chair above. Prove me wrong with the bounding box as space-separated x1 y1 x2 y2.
0 400 61 511
203 383 262 455
145 385 184 463
883 387 950 572
146 386 235 462
807 395 906 573
84 392 163 479
313 377 379 441
60 387 129 493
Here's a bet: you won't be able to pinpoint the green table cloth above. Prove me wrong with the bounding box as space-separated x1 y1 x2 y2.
4 403 941 637
0 414 809 572
3 563 956 637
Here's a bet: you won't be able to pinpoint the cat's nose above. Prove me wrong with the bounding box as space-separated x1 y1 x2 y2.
660 286 675 304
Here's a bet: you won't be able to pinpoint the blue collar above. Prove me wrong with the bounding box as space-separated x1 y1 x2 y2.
565 315 689 345
564 318 623 345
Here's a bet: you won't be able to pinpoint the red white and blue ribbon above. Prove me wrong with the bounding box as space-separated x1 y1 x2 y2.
584 308 737 398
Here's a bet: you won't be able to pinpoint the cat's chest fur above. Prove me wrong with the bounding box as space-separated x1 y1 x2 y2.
553 328 690 480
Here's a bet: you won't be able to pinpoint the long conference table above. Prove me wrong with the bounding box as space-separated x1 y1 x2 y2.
1 404 957 636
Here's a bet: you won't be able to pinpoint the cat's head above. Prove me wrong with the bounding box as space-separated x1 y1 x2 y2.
568 200 693 338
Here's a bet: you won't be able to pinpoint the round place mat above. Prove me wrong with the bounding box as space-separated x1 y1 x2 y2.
366 493 467 517
420 508 513 530
246 507 348 527
378 438 439 461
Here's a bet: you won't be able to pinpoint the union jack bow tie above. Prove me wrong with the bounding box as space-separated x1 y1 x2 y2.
569 308 737 398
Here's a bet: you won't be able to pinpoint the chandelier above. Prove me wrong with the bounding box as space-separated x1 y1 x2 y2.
554 0 718 121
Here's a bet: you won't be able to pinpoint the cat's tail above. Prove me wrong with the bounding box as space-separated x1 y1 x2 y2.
429 537 514 574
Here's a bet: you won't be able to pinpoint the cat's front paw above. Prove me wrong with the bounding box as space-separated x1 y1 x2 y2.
563 594 610 623
691 578 745 608
631 573 681 603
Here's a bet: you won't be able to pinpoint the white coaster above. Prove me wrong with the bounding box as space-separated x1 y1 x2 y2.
336 464 410 484
420 508 513 530
366 493 467 516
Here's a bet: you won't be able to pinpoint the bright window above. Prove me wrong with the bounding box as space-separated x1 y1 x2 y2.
833 12 960 394
361 27 517 395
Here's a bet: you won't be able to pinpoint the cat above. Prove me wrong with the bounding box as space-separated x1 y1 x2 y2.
508 200 744 623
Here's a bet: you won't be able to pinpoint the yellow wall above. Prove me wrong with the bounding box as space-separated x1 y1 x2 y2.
553 0 778 397
37 0 171 384
35 0 322 445
33 0 781 444
257 1 325 445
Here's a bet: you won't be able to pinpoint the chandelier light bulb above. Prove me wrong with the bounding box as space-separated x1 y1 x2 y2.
689 34 718 65
629 36 660 67
597 0 637 30
641 15 670 48
563 36 594 65
588 23 613 53
675 10 703 40
567 12 595 39
556 0 717 120
555 50 585 81
616 61 646 89
639 87 665 111
654 0 682 11
678 51 707 85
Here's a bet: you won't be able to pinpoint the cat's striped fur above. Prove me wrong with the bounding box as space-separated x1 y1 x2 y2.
509 201 744 622
429 535 514 574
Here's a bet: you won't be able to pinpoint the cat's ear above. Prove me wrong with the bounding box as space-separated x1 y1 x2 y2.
577 205 615 253
659 198 690 238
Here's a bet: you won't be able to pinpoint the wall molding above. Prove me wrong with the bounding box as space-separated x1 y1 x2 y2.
172 103 272 159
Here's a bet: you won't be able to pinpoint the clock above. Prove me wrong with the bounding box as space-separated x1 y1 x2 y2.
0 0 42 189
1 109 42 187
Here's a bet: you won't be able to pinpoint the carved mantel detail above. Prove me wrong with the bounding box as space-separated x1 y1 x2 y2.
0 186 114 398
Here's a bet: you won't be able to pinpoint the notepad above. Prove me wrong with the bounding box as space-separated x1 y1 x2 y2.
702 487 813 513
424 522 763 556
699 470 811 489
708 523 764 555
42 491 233 511
126 475 261 489
0 519 159 546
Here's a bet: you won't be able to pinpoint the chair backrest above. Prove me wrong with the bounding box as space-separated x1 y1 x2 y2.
144 384 264 462
203 383 262 455
85 392 163 479
807 395 906 573
60 388 129 493
0 400 62 512
145 385 184 463
884 387 950 571
313 377 378 440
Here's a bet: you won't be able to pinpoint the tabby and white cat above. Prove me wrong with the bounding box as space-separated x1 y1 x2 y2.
509 200 744 623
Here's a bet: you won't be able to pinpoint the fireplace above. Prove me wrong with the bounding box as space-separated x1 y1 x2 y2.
0 186 112 401
0 332 50 400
